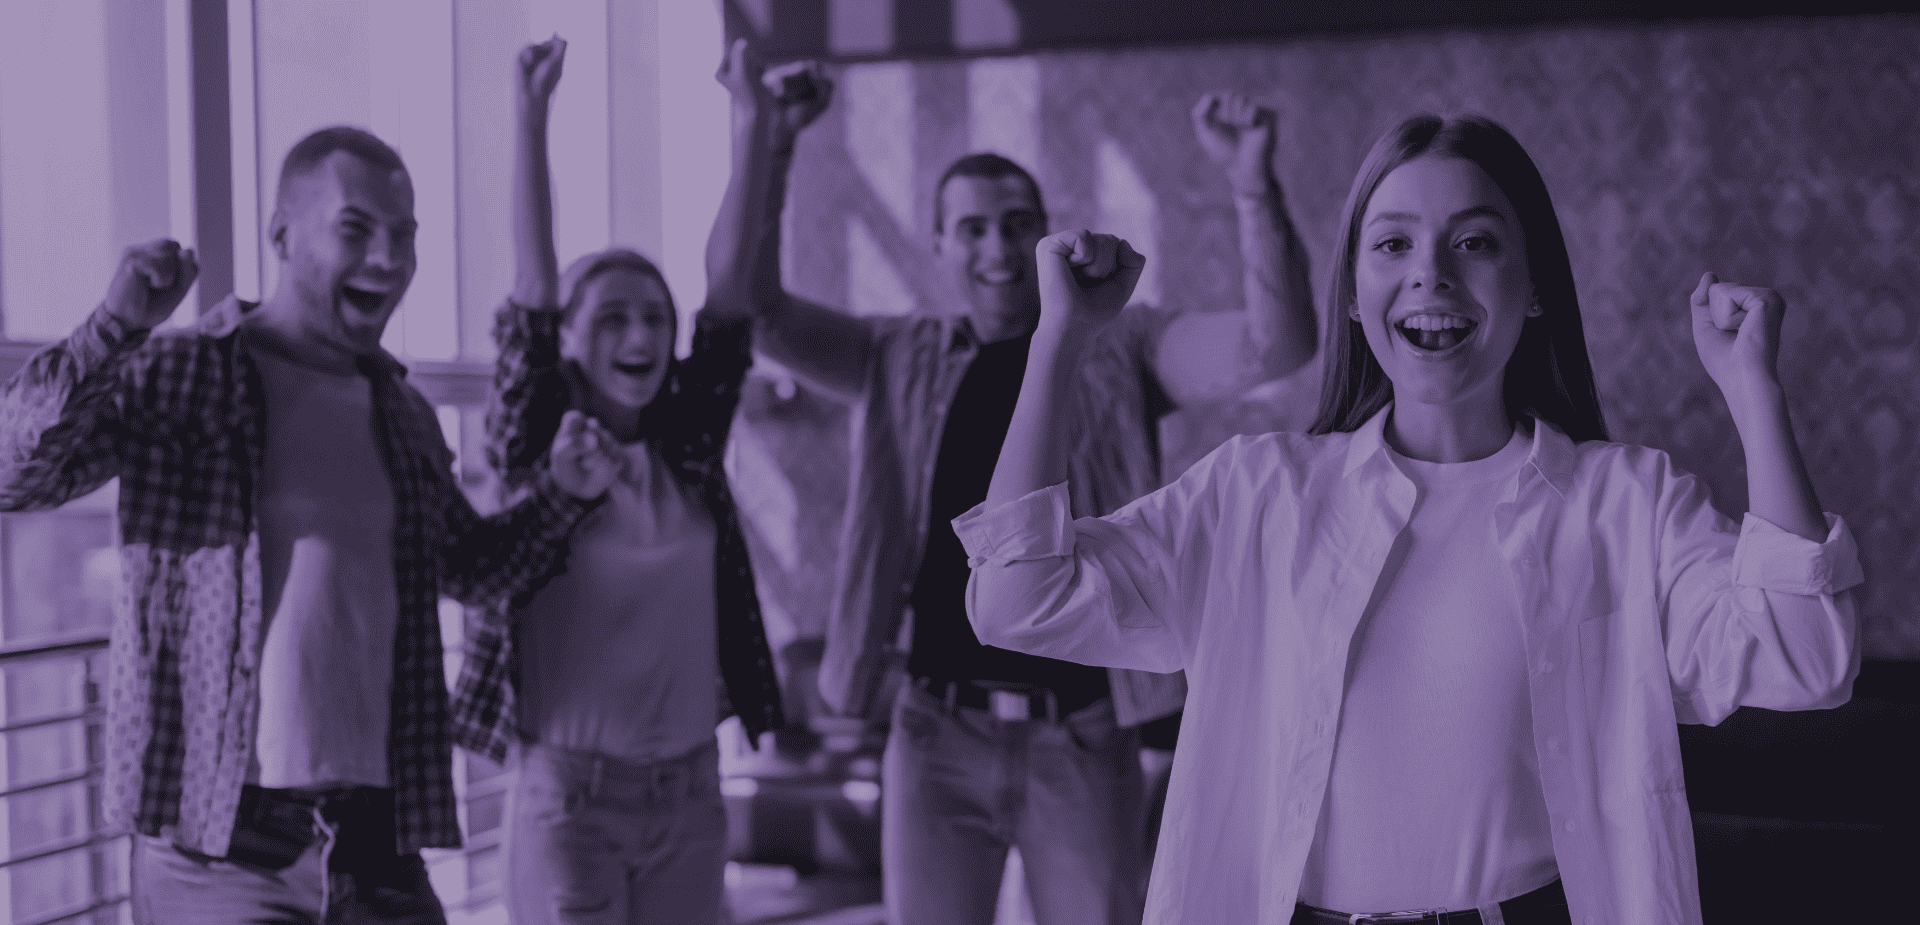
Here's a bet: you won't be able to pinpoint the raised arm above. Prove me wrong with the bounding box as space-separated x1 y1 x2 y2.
962 229 1209 672
486 37 574 497
713 39 873 401
1659 274 1861 723
1162 93 1315 398
0 240 195 511
513 36 565 310
987 231 1145 506
1689 274 1824 542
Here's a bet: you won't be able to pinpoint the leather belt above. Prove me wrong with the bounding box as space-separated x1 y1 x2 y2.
1291 878 1570 925
911 676 1103 721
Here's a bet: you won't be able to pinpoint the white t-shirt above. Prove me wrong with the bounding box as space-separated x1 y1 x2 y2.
516 439 720 764
249 345 399 791
1299 427 1559 912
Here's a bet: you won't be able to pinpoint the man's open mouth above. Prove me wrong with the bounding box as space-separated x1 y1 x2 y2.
612 360 655 378
341 285 388 313
1395 315 1477 352
976 268 1020 286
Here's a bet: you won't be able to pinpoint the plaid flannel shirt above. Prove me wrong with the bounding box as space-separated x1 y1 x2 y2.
0 296 594 857
448 302 783 764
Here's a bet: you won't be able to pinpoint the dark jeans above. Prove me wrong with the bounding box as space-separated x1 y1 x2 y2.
132 787 446 925
882 684 1147 925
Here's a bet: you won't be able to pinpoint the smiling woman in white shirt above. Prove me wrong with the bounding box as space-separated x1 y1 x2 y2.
953 114 1863 925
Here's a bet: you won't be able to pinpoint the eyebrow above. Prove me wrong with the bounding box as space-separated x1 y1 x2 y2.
1365 205 1508 228
955 208 1039 224
339 206 418 233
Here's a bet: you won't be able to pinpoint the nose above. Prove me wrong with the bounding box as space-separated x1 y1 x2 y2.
979 224 1017 262
1409 240 1454 291
623 318 664 356
365 229 406 273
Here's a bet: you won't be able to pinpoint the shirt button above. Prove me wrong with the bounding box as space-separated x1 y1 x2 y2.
1564 820 1576 833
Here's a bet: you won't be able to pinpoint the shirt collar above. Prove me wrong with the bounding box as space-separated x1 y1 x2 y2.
207 293 410 379
1342 401 1580 499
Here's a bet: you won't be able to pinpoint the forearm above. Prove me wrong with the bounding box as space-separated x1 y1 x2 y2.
0 305 137 510
1233 182 1316 379
512 100 560 308
440 467 595 606
1733 386 1826 542
985 328 1093 509
706 109 793 323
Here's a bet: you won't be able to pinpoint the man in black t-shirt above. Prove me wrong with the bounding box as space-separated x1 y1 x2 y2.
719 43 1318 924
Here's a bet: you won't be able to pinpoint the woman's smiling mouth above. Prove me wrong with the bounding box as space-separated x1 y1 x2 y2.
1395 313 1478 352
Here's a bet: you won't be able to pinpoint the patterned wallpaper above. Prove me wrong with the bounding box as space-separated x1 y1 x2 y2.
729 14 1920 661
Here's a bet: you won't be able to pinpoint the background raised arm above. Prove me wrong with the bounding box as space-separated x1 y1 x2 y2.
512 36 566 309
1180 92 1316 391
714 38 873 401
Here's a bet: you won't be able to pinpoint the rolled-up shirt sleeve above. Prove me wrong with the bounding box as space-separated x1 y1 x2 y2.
1658 458 1865 725
1730 511 1865 597
954 438 1242 676
953 481 1076 565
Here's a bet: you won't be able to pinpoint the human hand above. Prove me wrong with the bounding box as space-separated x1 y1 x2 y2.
1036 230 1146 343
104 239 198 332
1690 272 1787 415
518 35 567 110
762 60 834 140
1191 92 1276 197
548 410 624 500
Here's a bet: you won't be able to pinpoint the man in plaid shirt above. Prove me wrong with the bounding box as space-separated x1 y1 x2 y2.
0 128 621 924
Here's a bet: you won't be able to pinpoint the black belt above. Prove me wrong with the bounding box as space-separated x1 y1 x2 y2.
911 675 1105 721
1292 878 1570 925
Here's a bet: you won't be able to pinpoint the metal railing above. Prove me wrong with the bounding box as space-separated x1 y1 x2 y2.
0 632 125 925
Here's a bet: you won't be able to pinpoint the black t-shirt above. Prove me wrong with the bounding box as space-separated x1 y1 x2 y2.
906 334 1111 701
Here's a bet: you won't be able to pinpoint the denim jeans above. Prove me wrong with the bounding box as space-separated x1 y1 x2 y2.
882 683 1147 925
132 820 444 925
506 740 729 925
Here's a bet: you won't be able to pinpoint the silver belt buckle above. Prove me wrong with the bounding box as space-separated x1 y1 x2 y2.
1350 910 1446 924
989 689 1031 721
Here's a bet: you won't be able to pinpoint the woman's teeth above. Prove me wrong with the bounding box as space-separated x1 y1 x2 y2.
1395 316 1475 351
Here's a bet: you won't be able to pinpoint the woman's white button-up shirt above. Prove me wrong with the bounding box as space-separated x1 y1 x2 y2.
955 406 1863 925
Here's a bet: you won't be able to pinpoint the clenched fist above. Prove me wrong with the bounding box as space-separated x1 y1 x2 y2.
105 239 198 332
518 35 567 110
1035 230 1146 344
716 38 833 148
1690 272 1789 416
1192 92 1277 197
549 410 623 500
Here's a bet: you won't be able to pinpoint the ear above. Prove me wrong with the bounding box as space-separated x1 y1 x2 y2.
268 208 291 262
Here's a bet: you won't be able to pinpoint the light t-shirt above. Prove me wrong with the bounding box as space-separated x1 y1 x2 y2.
1299 426 1558 912
249 345 399 791
516 439 719 764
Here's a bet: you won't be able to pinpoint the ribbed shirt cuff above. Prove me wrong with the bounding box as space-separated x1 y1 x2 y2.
953 482 1073 568
1732 512 1865 596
